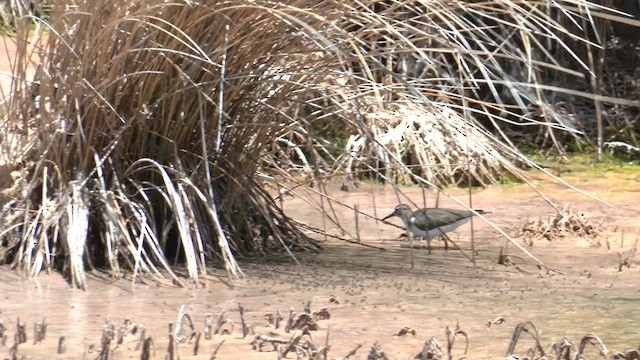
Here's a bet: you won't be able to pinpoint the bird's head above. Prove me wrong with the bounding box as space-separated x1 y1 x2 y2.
382 204 412 221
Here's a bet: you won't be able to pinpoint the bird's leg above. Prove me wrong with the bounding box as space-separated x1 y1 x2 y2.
408 230 415 269
442 233 454 250
426 238 431 255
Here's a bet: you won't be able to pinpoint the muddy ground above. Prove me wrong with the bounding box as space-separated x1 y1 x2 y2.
0 172 639 360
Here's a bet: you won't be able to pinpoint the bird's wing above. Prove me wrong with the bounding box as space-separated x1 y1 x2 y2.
412 208 474 230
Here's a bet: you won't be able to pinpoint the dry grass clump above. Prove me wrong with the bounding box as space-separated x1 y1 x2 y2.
1 0 354 288
516 205 602 244
327 1 640 189
342 103 513 186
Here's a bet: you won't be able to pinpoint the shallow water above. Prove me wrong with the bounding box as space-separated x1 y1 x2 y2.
1 179 639 359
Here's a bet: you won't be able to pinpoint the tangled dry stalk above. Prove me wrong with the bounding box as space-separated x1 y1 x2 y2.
516 205 602 244
2 303 639 359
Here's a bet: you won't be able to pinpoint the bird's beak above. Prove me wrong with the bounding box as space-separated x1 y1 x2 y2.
382 210 396 221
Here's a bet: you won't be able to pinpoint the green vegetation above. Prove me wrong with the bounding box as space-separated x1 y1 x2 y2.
530 152 640 182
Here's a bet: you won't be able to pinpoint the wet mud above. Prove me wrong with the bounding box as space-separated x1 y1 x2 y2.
1 178 639 359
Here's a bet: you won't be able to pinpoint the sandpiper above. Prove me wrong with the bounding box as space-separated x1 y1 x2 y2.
383 203 487 253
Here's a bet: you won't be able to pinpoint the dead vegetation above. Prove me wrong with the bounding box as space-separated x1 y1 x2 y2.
0 302 638 360
504 322 640 360
501 208 638 273
486 316 507 328
341 103 514 187
617 244 638 272
394 326 417 337
516 205 603 244
211 310 234 337
506 322 616 360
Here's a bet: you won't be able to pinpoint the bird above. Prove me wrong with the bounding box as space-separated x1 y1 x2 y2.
382 203 488 253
